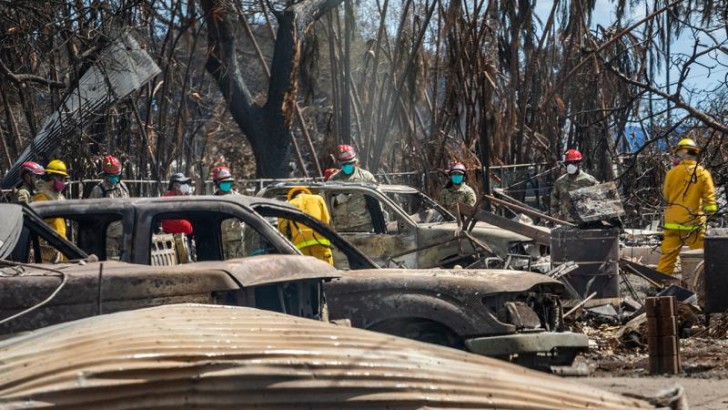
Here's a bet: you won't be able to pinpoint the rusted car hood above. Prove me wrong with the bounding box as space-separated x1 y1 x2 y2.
0 254 337 291
0 304 652 409
333 268 564 294
0 255 336 334
178 255 339 286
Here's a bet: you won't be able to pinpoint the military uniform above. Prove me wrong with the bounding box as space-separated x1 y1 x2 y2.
550 171 599 222
14 183 34 204
656 159 717 274
439 183 477 214
329 167 378 232
221 217 245 260
88 180 130 259
211 190 245 259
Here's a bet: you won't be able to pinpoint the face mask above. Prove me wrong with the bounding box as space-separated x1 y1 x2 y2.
52 178 66 192
108 175 120 185
341 163 355 175
451 174 464 185
219 181 233 193
179 183 191 195
566 164 579 175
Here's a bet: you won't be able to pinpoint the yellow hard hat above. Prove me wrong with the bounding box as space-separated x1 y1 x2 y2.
287 186 312 201
45 159 69 177
673 138 700 154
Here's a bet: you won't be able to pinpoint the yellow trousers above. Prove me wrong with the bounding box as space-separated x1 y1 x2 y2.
656 229 705 275
300 245 334 266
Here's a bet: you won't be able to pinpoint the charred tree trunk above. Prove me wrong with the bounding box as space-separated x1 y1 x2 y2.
201 0 344 177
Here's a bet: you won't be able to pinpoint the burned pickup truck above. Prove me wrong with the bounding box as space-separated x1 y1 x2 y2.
0 203 336 335
31 196 587 368
258 182 536 269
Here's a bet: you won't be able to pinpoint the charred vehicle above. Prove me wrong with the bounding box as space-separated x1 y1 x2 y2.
257 182 536 269
325 268 587 368
31 197 587 367
0 304 654 410
0 204 336 335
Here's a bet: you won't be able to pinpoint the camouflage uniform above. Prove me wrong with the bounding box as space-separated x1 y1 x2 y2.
328 166 378 232
214 190 245 259
88 180 130 259
14 183 34 204
550 171 599 222
439 183 477 214
222 218 245 259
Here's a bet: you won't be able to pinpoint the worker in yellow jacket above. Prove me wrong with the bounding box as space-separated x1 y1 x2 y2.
279 186 334 265
32 159 69 262
656 139 717 275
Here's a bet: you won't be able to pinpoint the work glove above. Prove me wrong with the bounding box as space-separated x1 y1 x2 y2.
334 193 350 206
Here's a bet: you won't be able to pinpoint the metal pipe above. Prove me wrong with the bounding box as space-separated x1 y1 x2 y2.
483 194 575 227
97 263 104 315
563 292 598 318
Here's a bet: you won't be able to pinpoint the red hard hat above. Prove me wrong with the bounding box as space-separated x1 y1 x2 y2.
212 166 234 182
335 144 357 162
102 155 122 175
563 149 583 162
449 162 467 174
20 161 45 176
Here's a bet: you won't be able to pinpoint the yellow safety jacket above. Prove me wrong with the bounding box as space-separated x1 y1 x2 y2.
279 193 332 249
662 159 717 231
32 191 67 239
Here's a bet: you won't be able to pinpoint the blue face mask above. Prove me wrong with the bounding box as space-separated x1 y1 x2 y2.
108 175 120 185
451 174 464 185
219 181 233 193
341 163 355 175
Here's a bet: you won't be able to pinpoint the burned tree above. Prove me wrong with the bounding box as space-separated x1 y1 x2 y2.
201 0 344 178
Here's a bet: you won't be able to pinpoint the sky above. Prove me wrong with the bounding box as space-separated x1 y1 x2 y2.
534 0 727 98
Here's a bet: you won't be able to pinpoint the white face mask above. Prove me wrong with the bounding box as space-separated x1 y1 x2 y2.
566 164 579 175
179 183 192 195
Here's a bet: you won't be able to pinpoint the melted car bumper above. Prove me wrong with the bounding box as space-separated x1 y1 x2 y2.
465 331 589 356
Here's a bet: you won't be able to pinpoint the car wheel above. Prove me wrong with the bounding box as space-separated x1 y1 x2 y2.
368 318 464 349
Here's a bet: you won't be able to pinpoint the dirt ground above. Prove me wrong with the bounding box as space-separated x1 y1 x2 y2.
567 312 728 409
577 377 728 410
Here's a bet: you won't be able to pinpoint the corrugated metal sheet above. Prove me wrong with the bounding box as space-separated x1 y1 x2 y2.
1 32 160 189
0 304 653 409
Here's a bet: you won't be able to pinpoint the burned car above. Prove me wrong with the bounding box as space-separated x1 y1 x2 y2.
257 182 534 269
325 268 588 368
0 304 654 409
0 204 336 335
30 196 374 268
31 196 587 368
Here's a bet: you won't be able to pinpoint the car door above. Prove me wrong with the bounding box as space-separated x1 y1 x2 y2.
324 188 418 268
250 202 379 270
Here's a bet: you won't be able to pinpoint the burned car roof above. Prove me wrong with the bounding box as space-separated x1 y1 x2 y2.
30 195 378 269
0 303 652 409
30 194 288 213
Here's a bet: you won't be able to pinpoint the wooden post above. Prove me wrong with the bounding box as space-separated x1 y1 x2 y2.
645 296 681 374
